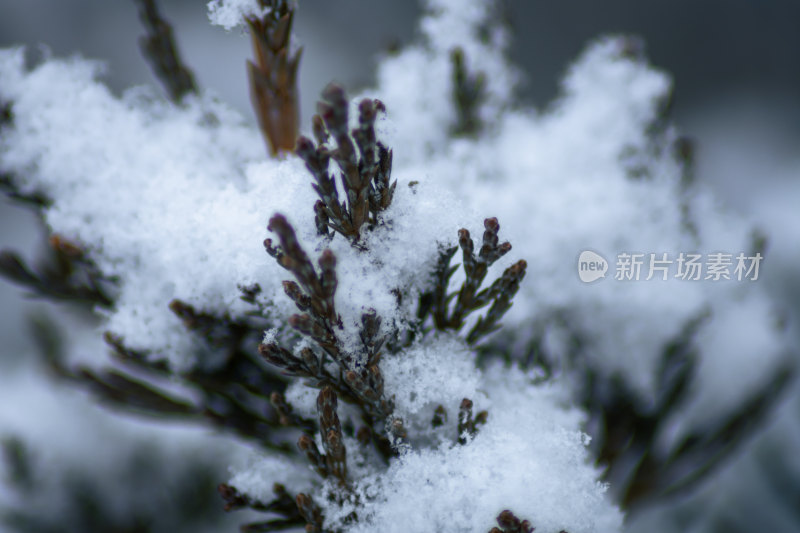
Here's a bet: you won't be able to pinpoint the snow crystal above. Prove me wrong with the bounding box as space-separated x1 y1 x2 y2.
229 454 313 502
381 334 481 423
320 363 623 533
0 47 318 369
207 0 269 30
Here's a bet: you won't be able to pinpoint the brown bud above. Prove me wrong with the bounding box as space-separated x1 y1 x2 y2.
432 405 447 428
49 235 82 257
497 510 520 530
356 426 372 445
295 135 316 157
312 115 328 145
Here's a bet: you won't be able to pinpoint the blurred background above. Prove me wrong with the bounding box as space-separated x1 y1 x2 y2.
0 1 798 532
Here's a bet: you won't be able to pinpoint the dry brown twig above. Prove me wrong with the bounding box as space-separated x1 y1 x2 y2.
247 0 302 157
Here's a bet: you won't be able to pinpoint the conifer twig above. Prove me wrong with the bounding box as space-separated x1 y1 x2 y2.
296 85 395 243
218 482 304 531
451 47 486 136
262 215 393 418
457 398 488 444
420 218 526 345
133 0 198 102
0 236 114 307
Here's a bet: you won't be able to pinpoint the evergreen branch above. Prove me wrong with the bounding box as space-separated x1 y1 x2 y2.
296 85 395 244
29 317 297 454
450 47 486 136
652 362 795 503
219 483 305 532
133 0 198 102
0 236 114 307
0 437 33 491
457 398 488 445
572 307 795 509
295 492 327 533
263 214 394 421
420 218 525 345
0 173 50 209
316 386 348 485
